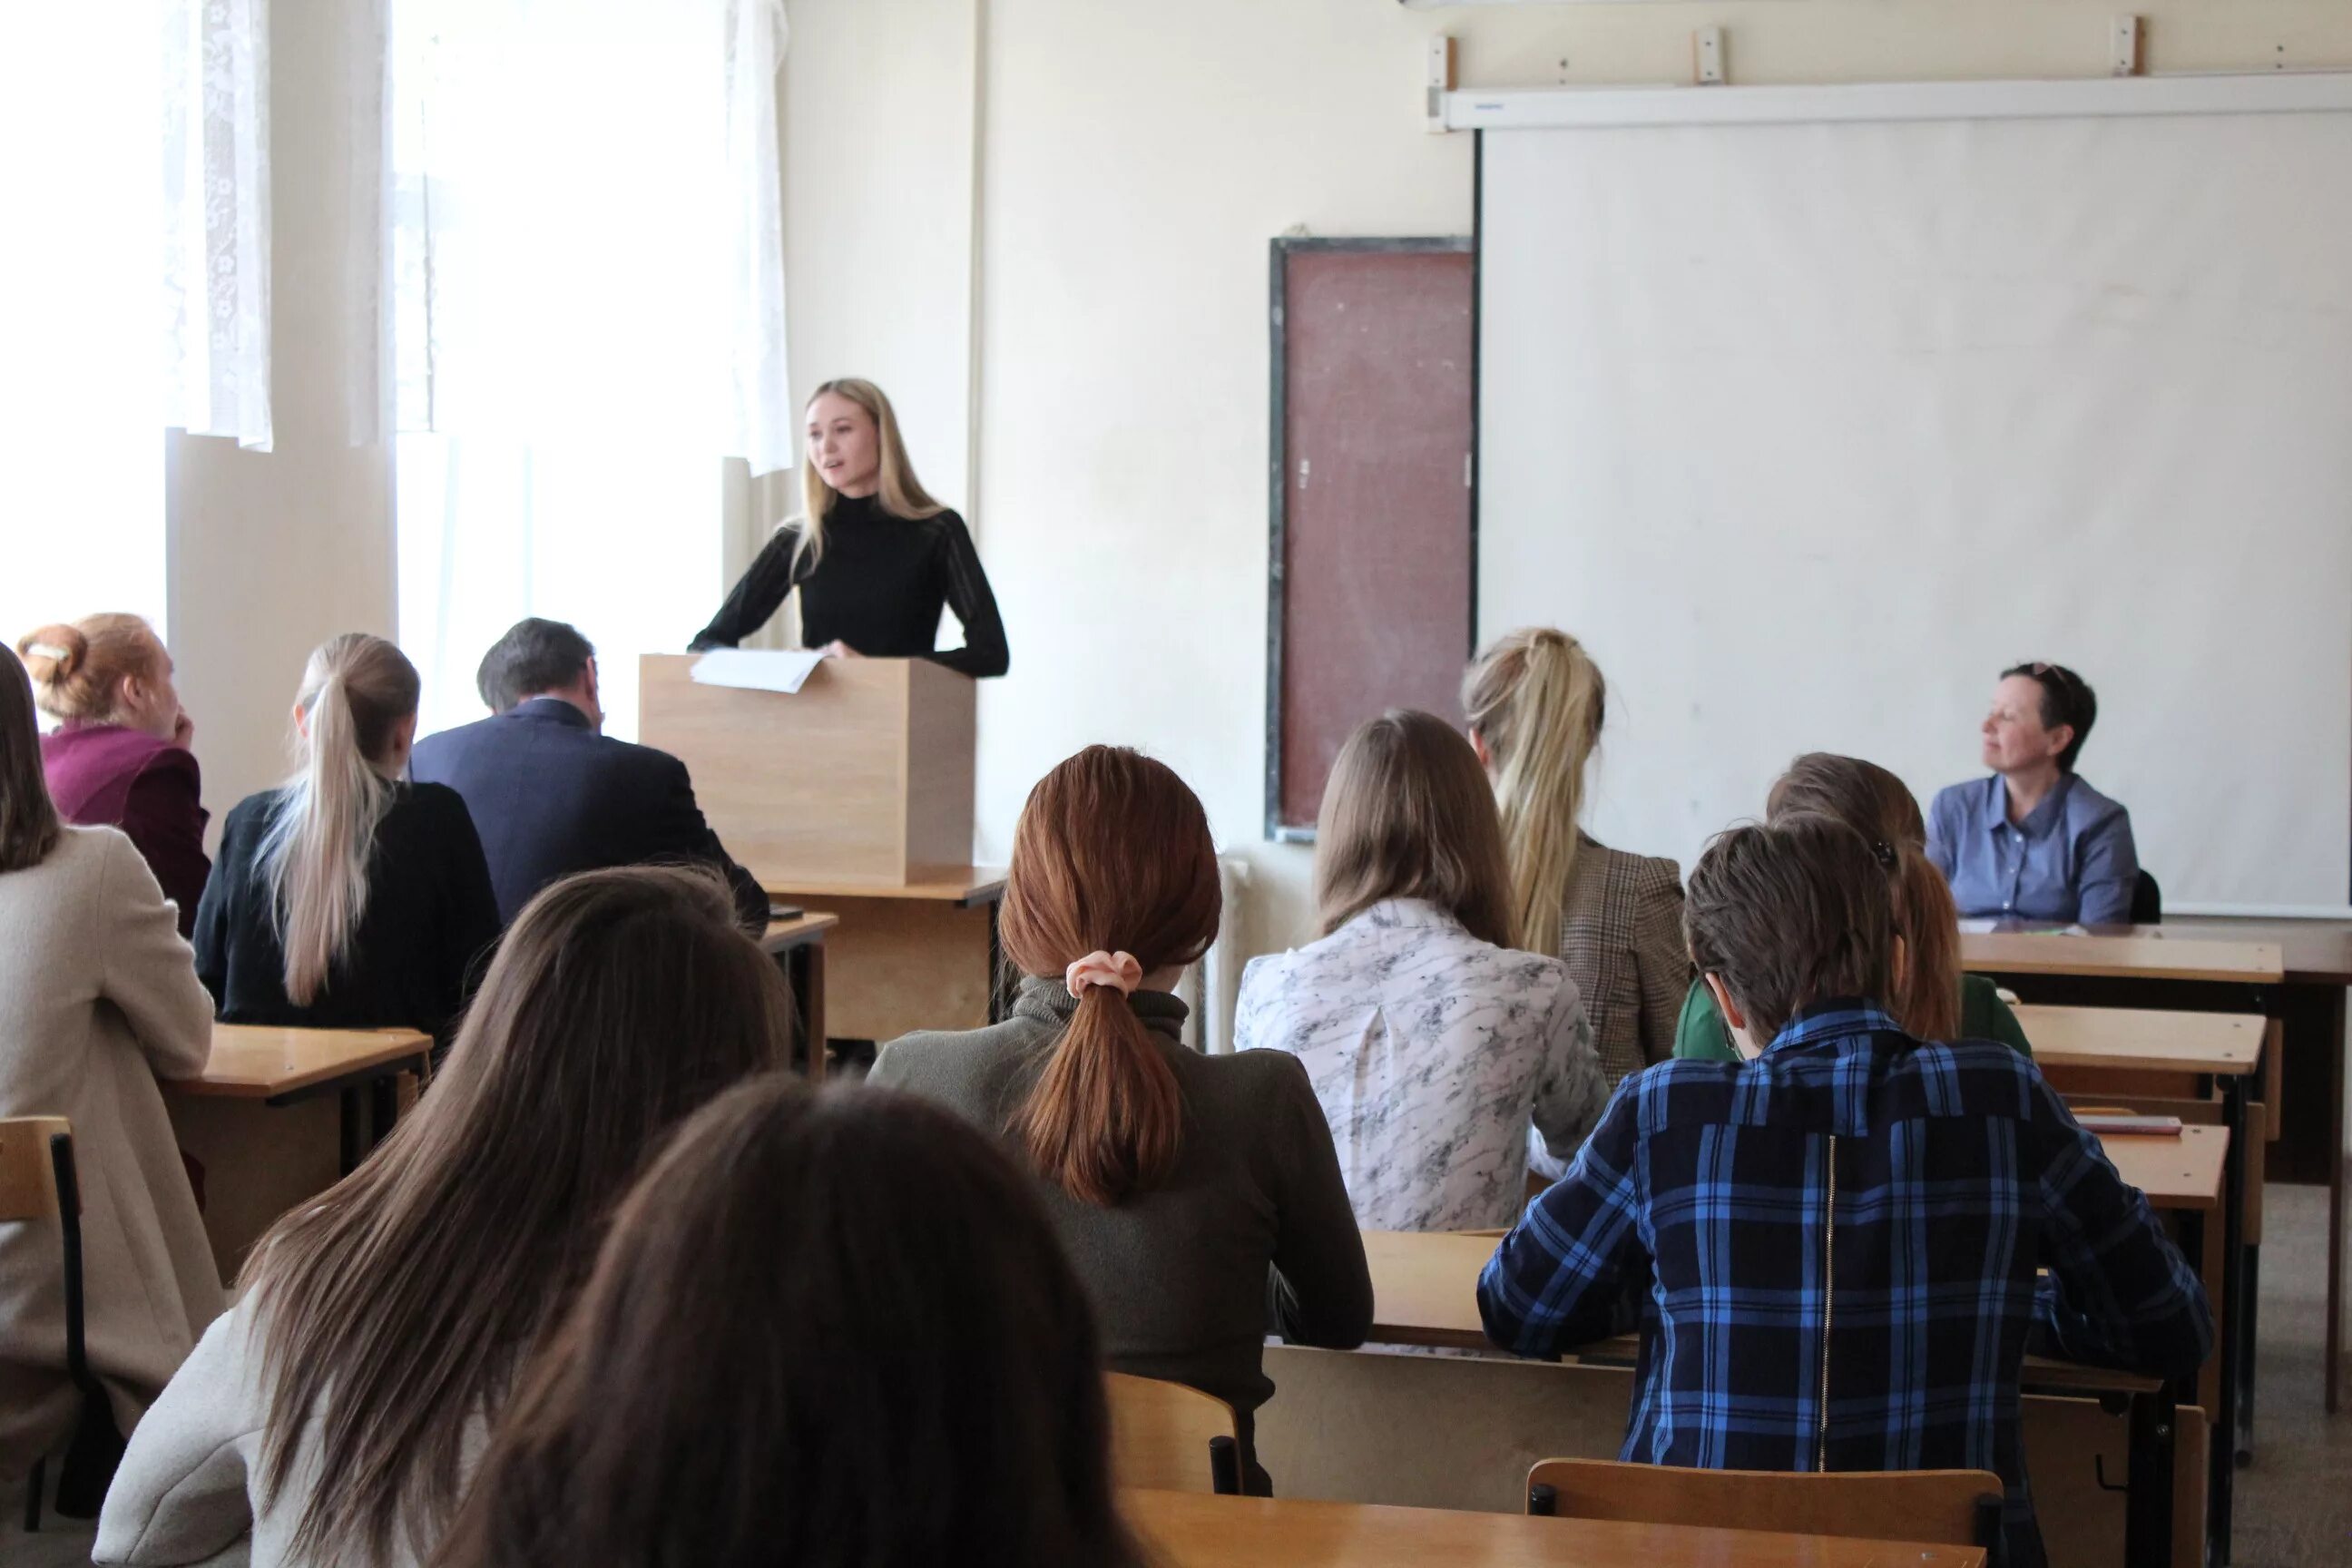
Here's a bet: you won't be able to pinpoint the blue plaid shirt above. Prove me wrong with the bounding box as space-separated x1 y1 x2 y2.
1478 1001 2210 1568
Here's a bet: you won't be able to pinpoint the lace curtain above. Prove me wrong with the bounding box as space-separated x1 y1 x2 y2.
162 0 273 449
391 0 791 740
0 3 268 644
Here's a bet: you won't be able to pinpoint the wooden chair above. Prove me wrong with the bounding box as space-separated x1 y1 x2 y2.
0 1117 122 1530
1104 1372 1243 1494
1524 1457 2005 1557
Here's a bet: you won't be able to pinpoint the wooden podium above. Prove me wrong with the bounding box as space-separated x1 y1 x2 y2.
639 653 975 889
642 654 1001 1050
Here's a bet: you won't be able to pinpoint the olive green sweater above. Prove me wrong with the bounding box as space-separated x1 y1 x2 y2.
1672 973 2034 1063
870 980 1373 1436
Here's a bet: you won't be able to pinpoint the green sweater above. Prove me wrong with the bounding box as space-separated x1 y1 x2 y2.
1672 973 2034 1063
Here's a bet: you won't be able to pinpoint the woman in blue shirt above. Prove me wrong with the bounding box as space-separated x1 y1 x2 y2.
1926 662 2139 925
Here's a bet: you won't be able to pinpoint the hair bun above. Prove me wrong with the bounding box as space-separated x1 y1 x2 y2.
15 623 86 681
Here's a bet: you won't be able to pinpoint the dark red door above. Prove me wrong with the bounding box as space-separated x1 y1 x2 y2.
1272 241 1475 835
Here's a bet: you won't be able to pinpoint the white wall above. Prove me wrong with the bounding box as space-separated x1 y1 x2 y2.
786 0 2352 963
170 0 394 836
166 0 2352 941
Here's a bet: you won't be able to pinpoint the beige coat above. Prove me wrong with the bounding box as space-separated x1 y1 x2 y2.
0 825 223 1481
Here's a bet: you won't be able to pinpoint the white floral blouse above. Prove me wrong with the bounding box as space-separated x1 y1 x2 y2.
1234 898 1604 1232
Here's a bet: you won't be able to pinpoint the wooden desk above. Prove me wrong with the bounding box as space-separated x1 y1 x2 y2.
763 868 1006 1050
1967 923 2350 1423
1122 1488 1984 1568
2015 1006 2262 1079
166 1025 431 1280
761 913 838 1081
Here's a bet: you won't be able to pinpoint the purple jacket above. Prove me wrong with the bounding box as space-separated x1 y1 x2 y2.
41 723 211 936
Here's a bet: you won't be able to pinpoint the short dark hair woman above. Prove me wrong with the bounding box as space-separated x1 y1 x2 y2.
1926 662 2140 926
435 1079 1142 1568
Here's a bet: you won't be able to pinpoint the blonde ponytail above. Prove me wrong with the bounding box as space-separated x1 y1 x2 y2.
1462 628 1607 955
259 634 420 1005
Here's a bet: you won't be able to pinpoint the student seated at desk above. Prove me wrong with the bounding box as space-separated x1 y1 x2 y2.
436 1079 1142 1568
1463 629 1688 1093
872 747 1371 1488
193 633 501 1046
410 617 766 930
96 867 791 1568
1478 816 2210 1568
1927 661 2139 925
0 647 220 1486
1676 753 2033 1061
1235 710 1602 1230
19 614 210 935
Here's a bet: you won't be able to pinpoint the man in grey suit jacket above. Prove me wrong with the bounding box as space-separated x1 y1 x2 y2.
410 619 768 930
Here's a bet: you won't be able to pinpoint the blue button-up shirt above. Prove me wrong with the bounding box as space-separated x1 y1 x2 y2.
1477 1002 2210 1568
1926 774 2139 925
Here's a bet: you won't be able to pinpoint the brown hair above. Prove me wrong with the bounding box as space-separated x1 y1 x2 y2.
243 866 792 1567
1764 753 1960 1042
1461 627 1609 953
1684 816 1897 1043
1315 709 1514 947
999 746 1220 1207
433 1081 1142 1568
0 646 63 873
15 613 167 726
259 633 423 1004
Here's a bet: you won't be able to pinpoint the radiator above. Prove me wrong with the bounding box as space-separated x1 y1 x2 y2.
1181 855 1253 1054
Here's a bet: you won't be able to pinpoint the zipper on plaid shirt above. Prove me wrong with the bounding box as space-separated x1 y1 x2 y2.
1817 1132 1837 1474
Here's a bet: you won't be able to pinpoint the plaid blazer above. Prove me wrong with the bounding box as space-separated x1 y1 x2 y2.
1553 838 1690 1086
1478 1003 2212 1568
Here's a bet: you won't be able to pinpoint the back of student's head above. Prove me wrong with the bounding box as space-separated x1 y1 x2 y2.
1315 709 1513 947
1001 745 1220 1206
475 618 593 714
0 645 62 874
1461 627 1608 952
1765 752 1961 1041
259 632 423 1004
434 1080 1141 1568
1684 815 1897 1043
15 613 167 726
245 864 792 1568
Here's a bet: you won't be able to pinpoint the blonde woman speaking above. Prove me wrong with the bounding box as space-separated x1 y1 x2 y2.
690 378 1009 677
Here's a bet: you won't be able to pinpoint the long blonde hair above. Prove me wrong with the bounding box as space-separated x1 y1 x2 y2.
792 377 945 572
258 633 420 1005
1462 628 1608 954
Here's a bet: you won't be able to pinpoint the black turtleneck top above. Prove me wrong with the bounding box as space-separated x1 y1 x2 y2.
689 495 1010 678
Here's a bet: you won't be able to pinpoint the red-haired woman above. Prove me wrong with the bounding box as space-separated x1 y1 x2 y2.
871 746 1370 1487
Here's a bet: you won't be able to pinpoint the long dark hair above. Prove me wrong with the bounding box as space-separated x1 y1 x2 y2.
243 866 792 1567
434 1080 1143 1568
999 746 1220 1206
0 645 63 873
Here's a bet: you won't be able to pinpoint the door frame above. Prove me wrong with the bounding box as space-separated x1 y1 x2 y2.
1265 231 1479 842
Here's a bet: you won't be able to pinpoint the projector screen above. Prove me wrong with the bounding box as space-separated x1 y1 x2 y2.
1478 111 2352 913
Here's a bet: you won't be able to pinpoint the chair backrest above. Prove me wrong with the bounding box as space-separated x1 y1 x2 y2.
0 1117 71 1223
2131 869 2162 925
1104 1372 1243 1494
1524 1458 2004 1549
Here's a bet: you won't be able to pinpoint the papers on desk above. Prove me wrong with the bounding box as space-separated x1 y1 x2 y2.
1957 918 2094 936
690 648 827 695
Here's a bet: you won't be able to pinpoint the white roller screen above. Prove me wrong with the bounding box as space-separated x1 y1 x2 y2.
1478 112 2352 913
